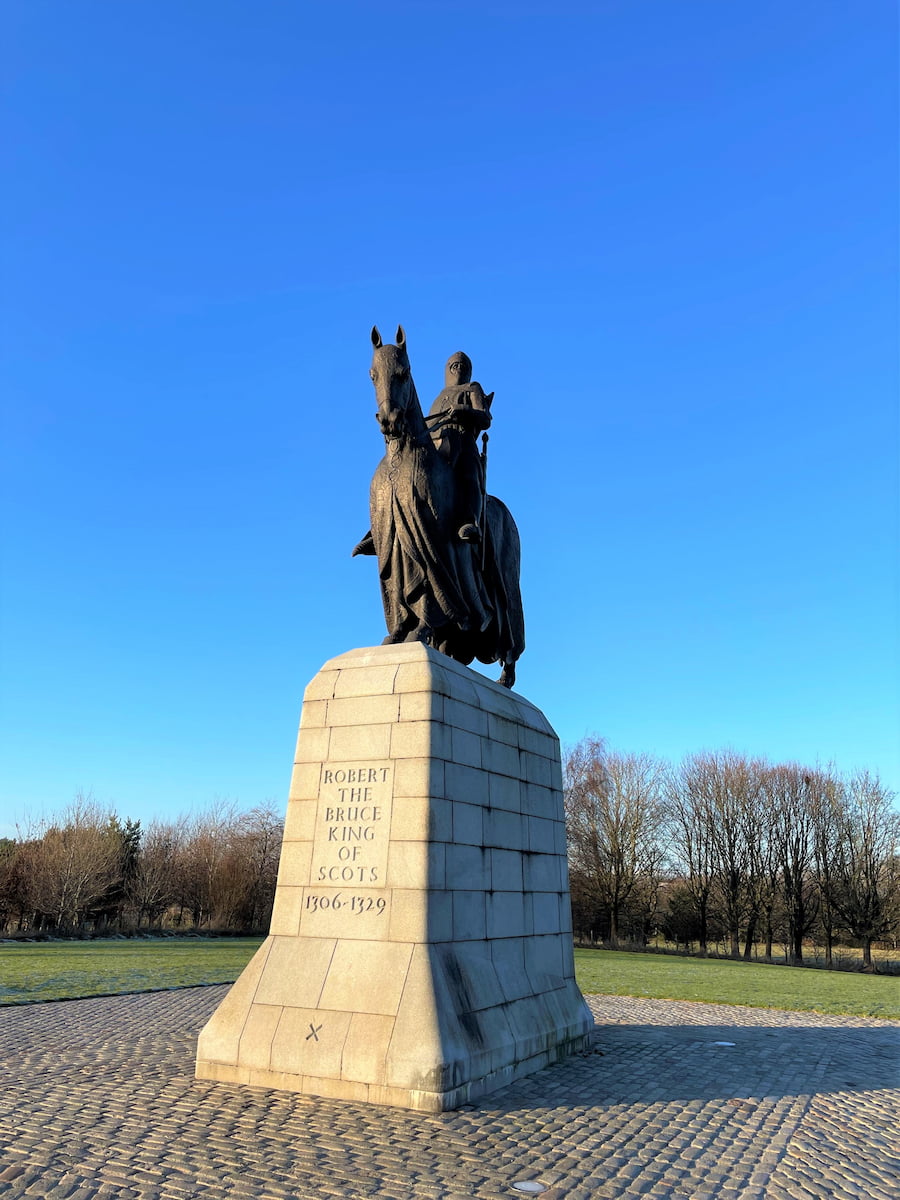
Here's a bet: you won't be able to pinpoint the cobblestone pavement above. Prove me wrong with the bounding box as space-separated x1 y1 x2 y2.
0 987 897 1200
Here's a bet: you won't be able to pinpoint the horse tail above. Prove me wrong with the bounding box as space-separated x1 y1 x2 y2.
483 495 525 665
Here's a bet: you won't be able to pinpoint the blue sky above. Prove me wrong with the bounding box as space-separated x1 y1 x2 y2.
2 1 897 835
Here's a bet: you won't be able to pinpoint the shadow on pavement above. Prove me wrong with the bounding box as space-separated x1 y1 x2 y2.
475 1021 900 1111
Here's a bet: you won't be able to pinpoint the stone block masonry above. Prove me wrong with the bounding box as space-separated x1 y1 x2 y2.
195 643 594 1110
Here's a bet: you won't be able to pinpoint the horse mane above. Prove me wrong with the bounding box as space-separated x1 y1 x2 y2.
404 373 427 441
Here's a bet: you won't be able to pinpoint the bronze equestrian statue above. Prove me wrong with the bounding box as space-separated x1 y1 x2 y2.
353 325 525 688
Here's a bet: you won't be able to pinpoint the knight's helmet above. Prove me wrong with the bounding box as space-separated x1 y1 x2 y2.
445 351 472 387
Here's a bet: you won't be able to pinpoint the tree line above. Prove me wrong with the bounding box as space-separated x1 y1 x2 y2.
565 738 900 969
3 743 898 969
0 795 283 936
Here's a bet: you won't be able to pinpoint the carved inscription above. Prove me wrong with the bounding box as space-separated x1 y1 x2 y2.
302 762 394 939
305 893 386 915
310 762 392 886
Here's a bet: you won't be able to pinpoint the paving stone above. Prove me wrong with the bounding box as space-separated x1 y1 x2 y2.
0 988 898 1198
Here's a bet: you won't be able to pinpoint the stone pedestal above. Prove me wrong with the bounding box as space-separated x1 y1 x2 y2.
195 644 594 1110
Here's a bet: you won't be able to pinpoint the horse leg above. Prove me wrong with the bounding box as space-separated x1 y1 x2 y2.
383 609 431 646
498 659 516 689
382 610 415 644
402 621 432 645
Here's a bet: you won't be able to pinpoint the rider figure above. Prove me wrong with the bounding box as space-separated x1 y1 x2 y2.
427 352 493 544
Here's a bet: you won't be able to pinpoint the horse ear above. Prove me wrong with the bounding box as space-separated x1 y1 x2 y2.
371 326 383 349
396 324 406 348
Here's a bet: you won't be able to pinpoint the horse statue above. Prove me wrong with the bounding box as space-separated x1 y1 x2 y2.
353 325 525 688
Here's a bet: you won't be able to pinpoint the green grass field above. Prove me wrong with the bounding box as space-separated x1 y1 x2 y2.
1 939 897 1018
0 938 263 1005
574 948 900 1019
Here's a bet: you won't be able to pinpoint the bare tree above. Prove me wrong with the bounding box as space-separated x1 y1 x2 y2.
172 805 239 928
127 820 180 926
565 738 667 946
738 764 775 960
21 795 123 931
666 756 717 954
167 801 283 930
742 793 784 962
668 752 765 957
830 770 900 969
233 803 283 929
763 764 819 964
0 838 25 931
808 769 845 966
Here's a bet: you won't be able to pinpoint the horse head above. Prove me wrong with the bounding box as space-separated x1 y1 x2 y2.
370 325 424 441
